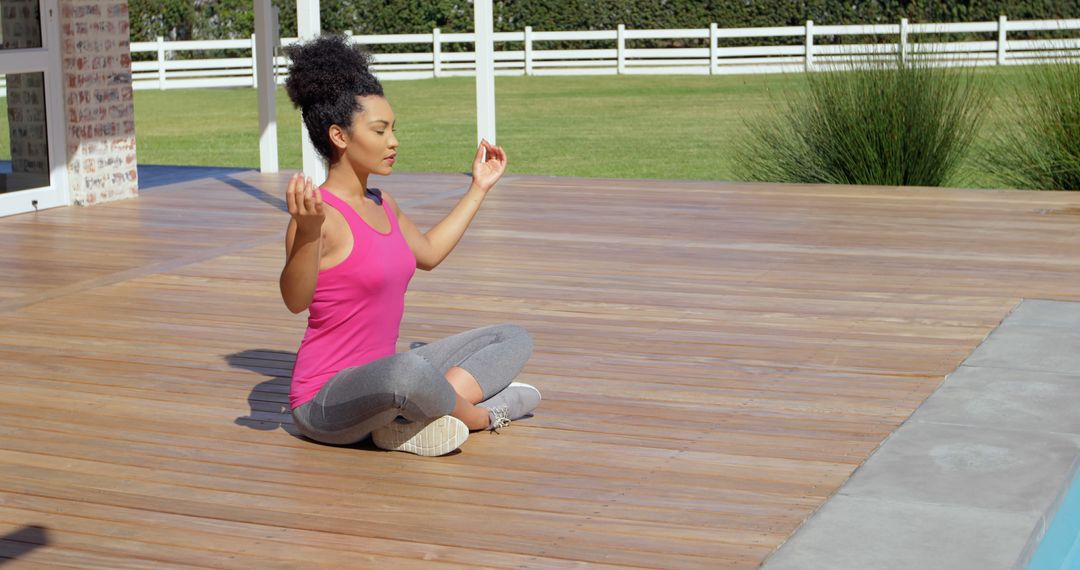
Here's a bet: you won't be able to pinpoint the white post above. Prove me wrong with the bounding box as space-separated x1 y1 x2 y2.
616 24 626 74
156 35 166 90
250 33 259 88
271 5 281 83
297 0 321 38
709 22 718 75
297 0 326 182
805 20 814 71
998 15 1008 65
899 18 909 65
255 0 278 173
524 26 533 76
474 0 496 146
433 28 442 78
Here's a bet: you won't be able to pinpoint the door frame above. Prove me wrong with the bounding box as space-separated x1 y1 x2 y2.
0 0 70 217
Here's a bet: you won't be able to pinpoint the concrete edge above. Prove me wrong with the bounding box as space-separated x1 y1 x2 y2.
759 297 1080 570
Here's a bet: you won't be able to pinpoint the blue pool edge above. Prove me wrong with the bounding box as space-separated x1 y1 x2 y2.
1021 454 1080 569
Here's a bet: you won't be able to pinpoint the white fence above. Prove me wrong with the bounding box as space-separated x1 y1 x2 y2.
2 17 1078 96
119 17 1080 91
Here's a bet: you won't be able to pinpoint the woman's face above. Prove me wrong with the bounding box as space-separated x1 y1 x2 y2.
330 94 399 176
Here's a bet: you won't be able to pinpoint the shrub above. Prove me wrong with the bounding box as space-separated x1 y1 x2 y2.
980 58 1080 190
734 49 989 187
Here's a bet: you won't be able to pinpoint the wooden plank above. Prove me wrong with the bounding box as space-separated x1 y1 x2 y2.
3 170 1080 567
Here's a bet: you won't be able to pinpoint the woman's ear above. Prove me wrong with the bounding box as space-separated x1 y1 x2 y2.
328 124 348 151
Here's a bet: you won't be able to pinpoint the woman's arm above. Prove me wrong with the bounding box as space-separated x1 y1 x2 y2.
388 140 508 271
386 185 487 271
280 175 325 313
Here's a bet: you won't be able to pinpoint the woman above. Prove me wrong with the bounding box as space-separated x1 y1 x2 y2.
280 35 540 457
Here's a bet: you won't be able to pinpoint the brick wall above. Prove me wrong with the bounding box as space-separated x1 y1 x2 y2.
60 0 137 205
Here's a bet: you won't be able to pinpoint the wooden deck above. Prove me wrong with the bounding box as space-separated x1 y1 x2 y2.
2 170 1080 568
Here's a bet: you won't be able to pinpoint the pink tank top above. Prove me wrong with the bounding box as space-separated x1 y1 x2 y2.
289 188 417 409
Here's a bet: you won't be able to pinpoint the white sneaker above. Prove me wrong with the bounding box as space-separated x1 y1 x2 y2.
509 381 541 398
371 415 469 457
479 382 542 432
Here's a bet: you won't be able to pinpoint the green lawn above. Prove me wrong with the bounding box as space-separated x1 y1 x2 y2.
1 68 1033 189
129 73 803 182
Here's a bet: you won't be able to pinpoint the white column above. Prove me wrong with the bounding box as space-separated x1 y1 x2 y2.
805 20 814 71
997 15 1008 65
297 0 321 38
297 0 326 181
255 0 278 173
474 0 496 146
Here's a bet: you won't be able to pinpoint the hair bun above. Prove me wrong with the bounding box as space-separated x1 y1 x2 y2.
284 34 377 110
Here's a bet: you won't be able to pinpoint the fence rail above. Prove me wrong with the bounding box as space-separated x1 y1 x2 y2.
2 17 1079 96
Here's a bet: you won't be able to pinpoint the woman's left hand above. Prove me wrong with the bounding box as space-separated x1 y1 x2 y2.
471 139 507 193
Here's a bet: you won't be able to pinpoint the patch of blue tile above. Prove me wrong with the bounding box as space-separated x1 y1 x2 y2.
0 162 255 190
1027 461 1080 569
137 164 255 190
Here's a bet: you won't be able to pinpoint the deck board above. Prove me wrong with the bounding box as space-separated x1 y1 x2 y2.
2 170 1080 568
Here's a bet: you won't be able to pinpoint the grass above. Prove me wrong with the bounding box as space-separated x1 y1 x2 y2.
0 67 1047 189
125 73 800 181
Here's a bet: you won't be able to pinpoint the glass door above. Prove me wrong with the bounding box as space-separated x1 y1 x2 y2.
0 0 67 217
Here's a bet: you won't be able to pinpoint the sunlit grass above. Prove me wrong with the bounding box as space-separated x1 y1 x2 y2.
0 67 1045 189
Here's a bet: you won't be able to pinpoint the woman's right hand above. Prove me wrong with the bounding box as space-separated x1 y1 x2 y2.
286 173 325 231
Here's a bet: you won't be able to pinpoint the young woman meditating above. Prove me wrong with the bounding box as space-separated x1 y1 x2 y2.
280 35 540 457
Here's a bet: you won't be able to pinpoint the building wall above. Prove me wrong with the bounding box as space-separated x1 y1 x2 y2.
59 0 137 205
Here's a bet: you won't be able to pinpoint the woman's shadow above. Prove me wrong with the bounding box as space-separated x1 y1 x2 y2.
226 342 430 448
225 348 297 433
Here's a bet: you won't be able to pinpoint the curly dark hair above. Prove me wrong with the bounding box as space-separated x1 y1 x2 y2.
283 34 385 163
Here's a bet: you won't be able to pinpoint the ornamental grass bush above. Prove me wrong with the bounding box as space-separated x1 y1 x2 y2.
979 57 1080 191
734 49 989 187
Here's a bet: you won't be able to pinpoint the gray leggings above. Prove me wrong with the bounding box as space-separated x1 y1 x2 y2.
291 323 533 445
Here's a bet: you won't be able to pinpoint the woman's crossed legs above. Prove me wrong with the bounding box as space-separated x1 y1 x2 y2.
291 323 533 446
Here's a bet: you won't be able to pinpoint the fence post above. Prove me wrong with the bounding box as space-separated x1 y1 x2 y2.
805 20 814 71
709 22 718 75
156 35 166 90
998 15 1008 65
432 28 442 78
617 24 626 74
899 18 909 64
524 26 532 76
251 33 259 87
